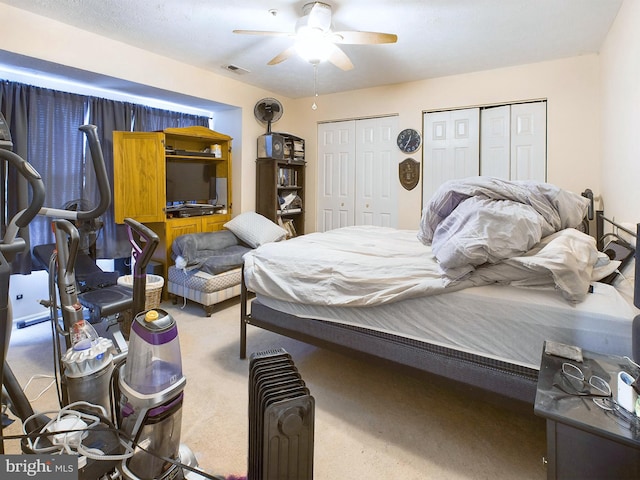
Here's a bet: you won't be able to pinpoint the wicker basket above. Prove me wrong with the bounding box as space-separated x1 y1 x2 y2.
117 274 164 337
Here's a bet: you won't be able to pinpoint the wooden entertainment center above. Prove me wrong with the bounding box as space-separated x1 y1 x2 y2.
113 126 233 282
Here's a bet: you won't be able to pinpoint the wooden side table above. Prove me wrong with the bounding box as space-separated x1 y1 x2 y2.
534 342 640 479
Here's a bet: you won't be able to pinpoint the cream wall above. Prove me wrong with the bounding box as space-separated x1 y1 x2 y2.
291 55 602 231
600 0 640 226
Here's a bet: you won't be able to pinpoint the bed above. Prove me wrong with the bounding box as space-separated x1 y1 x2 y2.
239 178 640 405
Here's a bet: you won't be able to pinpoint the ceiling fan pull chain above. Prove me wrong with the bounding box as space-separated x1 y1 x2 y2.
312 63 318 110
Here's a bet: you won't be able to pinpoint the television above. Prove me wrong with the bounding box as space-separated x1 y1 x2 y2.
166 160 217 205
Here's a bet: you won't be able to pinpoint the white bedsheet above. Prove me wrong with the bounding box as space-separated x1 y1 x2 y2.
243 225 614 306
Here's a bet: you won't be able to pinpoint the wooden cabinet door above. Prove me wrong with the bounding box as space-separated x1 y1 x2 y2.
166 217 200 243
114 131 166 223
201 215 229 233
161 217 201 276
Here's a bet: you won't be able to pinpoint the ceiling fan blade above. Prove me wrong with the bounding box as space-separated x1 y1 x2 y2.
268 46 297 66
233 29 293 38
332 31 398 45
327 44 354 71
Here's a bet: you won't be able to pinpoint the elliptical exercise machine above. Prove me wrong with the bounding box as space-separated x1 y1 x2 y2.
0 111 47 454
0 115 216 480
37 124 127 417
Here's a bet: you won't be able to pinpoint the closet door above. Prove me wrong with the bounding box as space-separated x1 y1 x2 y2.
317 121 356 232
510 102 546 182
317 116 398 232
480 105 511 178
422 108 480 205
480 102 547 181
355 116 398 227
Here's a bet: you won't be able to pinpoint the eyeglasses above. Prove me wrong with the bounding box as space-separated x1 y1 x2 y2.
554 363 640 431
592 396 640 431
553 362 612 398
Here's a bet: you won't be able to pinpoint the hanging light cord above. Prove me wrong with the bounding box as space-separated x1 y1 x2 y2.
312 63 318 110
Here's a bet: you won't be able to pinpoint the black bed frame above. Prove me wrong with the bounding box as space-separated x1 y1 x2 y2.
239 213 640 406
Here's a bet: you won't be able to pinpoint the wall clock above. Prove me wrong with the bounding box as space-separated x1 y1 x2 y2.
396 128 422 153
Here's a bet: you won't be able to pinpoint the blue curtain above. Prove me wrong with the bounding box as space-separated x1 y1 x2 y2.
27 87 87 250
133 104 208 131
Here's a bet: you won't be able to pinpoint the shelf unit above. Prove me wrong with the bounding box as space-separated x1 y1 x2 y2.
113 126 232 282
256 133 305 236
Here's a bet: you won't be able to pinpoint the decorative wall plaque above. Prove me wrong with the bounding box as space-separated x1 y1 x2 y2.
399 157 420 191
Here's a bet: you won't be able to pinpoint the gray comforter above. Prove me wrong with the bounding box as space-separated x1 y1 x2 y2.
418 177 590 281
171 230 252 275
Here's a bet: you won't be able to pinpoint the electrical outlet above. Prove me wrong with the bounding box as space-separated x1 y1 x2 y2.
16 294 23 300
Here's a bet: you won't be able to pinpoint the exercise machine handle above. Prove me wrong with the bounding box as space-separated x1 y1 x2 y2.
53 219 80 291
0 149 46 246
76 124 111 221
38 124 111 222
125 218 160 276
125 218 160 316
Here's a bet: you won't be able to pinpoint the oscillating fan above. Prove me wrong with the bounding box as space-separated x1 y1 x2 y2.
255 98 285 159
234 2 397 71
254 97 284 134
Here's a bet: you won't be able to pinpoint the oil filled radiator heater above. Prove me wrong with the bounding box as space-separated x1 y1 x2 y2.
248 348 315 480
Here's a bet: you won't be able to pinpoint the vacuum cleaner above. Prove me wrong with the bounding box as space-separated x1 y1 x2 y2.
116 219 203 480
117 307 188 480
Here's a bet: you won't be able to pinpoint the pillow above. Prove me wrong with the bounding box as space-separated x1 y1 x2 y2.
223 211 287 248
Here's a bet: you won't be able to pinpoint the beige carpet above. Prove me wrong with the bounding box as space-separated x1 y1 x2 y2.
4 297 547 479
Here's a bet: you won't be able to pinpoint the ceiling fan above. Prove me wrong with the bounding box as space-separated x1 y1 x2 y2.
233 2 397 71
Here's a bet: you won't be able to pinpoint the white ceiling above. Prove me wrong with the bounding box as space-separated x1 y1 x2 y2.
0 0 623 100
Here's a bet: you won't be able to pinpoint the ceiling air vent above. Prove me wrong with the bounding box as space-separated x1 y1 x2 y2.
222 64 250 75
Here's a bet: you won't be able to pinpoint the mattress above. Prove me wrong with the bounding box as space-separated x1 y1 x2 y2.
255 281 638 370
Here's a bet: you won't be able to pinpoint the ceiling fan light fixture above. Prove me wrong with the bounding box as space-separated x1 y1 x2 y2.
234 1 396 72
295 28 333 63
